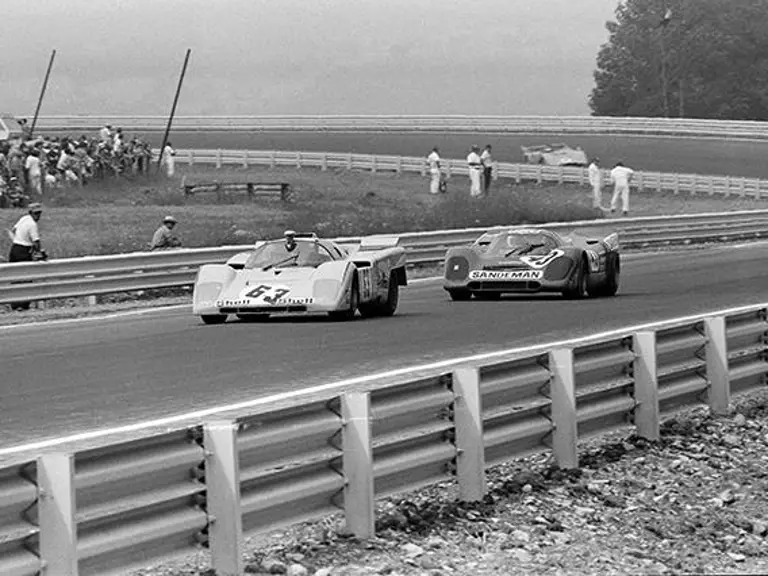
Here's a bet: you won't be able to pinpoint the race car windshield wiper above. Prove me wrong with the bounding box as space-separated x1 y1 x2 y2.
511 243 546 257
262 252 299 271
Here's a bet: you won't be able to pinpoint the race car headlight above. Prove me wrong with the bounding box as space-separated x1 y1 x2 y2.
543 257 573 281
313 279 341 302
194 282 222 308
445 256 469 281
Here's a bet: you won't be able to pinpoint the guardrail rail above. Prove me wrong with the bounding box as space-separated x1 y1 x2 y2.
30 115 768 140
0 303 765 575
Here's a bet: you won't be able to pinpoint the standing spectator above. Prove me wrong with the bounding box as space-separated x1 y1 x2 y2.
150 215 182 250
6 203 46 310
609 161 635 216
99 124 113 144
162 141 176 177
588 157 603 209
427 146 442 194
466 145 482 197
480 144 494 194
25 149 42 196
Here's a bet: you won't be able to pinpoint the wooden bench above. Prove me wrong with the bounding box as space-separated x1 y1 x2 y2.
182 181 293 202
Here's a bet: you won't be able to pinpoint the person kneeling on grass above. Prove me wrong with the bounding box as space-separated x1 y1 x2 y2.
149 215 182 251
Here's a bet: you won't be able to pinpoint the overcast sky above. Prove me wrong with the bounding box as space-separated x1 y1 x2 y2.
1 0 619 116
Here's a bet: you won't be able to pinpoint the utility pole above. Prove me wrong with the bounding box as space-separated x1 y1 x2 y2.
30 49 57 138
157 49 191 174
658 30 670 118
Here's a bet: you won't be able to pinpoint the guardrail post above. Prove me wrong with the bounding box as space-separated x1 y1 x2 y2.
704 316 730 415
371 155 377 173
188 150 194 166
347 153 353 171
38 453 78 576
242 151 248 168
321 153 328 171
725 176 731 197
204 420 244 576
492 162 499 180
549 348 578 469
557 166 564 184
632 331 660 441
216 149 222 169
514 164 521 184
536 165 543 184
396 156 402 174
637 172 645 192
451 367 486 501
420 159 426 176
739 177 746 197
708 176 715 196
674 173 680 195
270 150 276 169
342 392 374 538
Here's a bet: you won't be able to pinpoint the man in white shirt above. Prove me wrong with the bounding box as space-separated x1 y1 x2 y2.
25 149 42 196
162 142 176 177
467 145 482 197
427 147 441 194
480 144 494 194
609 161 635 215
588 157 603 209
7 203 46 310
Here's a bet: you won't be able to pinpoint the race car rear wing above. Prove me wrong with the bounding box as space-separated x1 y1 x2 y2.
358 235 401 250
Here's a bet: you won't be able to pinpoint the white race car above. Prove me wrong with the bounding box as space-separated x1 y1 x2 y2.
193 231 407 324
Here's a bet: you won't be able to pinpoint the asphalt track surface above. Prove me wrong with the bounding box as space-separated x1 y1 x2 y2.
2 243 767 449
138 131 768 179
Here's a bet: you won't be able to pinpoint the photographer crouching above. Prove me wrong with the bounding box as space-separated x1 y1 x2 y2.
6 202 48 311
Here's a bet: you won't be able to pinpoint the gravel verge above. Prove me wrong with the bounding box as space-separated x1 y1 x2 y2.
128 390 768 576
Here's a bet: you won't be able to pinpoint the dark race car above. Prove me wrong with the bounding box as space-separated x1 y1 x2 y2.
443 227 620 300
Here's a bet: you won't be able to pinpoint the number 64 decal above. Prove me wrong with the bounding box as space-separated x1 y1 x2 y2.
244 284 290 304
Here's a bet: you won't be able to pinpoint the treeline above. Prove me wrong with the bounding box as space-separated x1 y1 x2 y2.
589 0 768 120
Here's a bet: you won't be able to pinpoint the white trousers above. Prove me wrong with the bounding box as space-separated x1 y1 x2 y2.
591 183 602 207
469 169 481 196
610 184 630 212
430 169 440 194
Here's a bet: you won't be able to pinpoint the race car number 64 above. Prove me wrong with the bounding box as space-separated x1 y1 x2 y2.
245 284 290 304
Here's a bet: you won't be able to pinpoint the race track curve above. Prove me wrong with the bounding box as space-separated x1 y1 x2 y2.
1 242 767 450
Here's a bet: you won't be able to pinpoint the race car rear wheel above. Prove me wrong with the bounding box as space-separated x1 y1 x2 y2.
201 314 227 325
593 252 620 297
236 313 270 322
562 259 588 299
475 292 501 300
329 276 359 321
360 271 399 318
448 289 472 301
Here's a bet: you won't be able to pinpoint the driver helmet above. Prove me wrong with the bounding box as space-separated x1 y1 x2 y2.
284 229 298 251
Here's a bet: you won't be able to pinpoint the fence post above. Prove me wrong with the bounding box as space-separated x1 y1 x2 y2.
347 153 353 171
536 165 543 185
342 392 374 539
270 150 276 169
188 150 194 166
420 159 426 176
708 176 714 196
216 149 222 169
204 420 244 576
515 164 521 184
242 151 248 169
673 173 680 195
549 348 578 469
704 316 730 415
632 331 660 441
371 155 377 173
740 177 746 197
38 453 78 576
558 166 564 184
296 152 302 169
321 153 328 171
637 171 645 192
451 367 486 501
396 156 402 174
725 176 731 197
690 175 697 196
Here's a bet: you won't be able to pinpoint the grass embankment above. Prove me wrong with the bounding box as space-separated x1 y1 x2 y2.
2 164 765 260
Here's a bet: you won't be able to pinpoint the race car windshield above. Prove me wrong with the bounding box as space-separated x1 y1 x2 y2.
244 240 334 269
488 233 556 257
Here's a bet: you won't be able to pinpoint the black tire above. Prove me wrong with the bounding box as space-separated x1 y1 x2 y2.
201 314 227 325
329 276 359 320
562 258 588 299
448 288 472 301
600 252 621 297
360 271 399 318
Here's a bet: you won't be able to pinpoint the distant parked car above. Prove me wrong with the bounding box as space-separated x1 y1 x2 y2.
521 143 588 167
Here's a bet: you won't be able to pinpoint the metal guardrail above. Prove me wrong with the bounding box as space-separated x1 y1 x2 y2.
173 148 768 198
30 115 768 140
1 303 765 575
2 210 768 306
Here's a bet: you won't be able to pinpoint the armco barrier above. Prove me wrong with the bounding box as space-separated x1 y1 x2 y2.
173 148 768 198
0 303 765 575
2 210 768 306
30 115 768 140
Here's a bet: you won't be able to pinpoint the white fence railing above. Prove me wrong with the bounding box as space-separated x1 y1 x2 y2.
173 148 768 198
1 301 766 575
30 114 768 139
2 210 768 306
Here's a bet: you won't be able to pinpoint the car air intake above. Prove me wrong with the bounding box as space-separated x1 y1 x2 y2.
445 256 469 280
543 257 573 281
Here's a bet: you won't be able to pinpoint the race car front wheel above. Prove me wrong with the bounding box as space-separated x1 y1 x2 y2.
201 314 227 325
562 259 588 299
329 277 360 321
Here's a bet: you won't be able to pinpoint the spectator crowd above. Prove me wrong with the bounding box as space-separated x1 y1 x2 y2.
0 124 154 208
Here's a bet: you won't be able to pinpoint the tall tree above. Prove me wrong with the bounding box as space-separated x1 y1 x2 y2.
589 0 768 119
